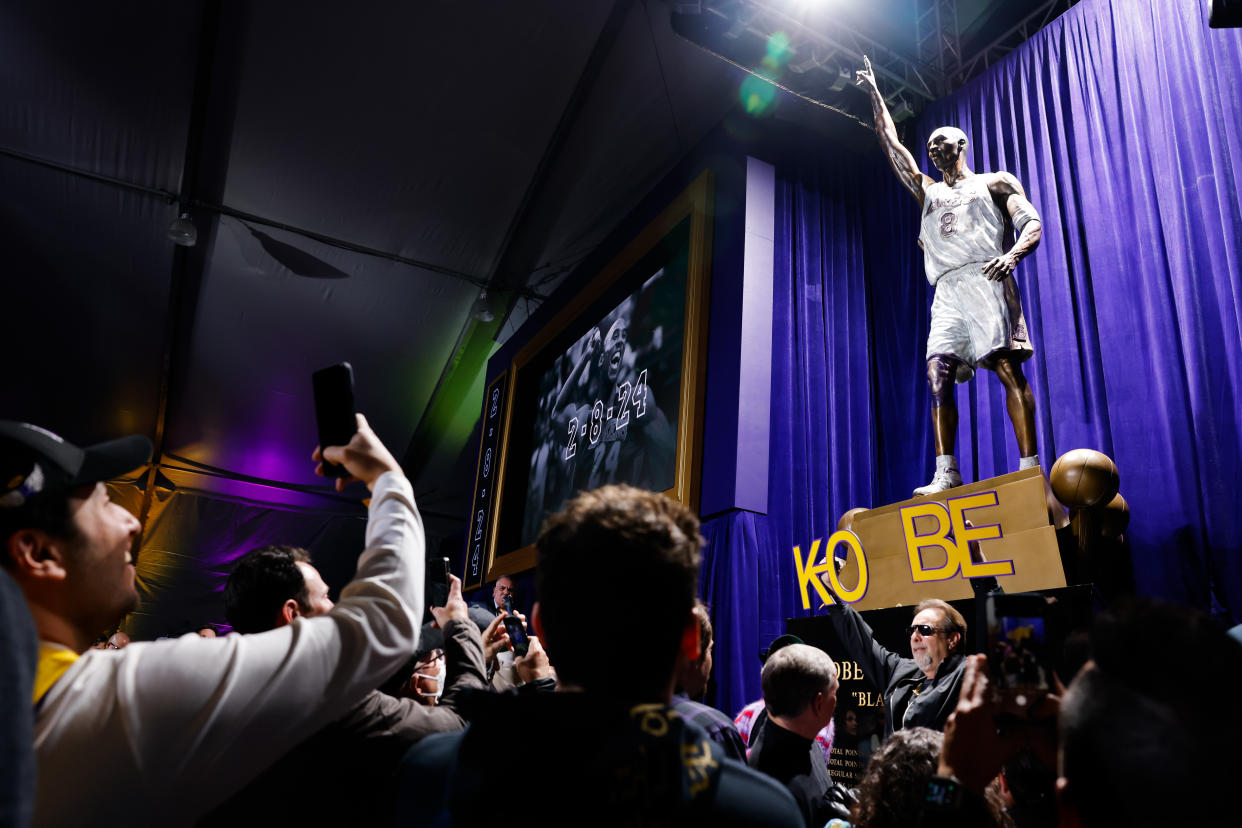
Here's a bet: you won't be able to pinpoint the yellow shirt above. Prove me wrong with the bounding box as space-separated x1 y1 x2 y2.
33 642 78 705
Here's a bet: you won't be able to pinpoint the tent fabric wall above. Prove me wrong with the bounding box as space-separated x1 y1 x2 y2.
702 0 1242 718
123 479 366 639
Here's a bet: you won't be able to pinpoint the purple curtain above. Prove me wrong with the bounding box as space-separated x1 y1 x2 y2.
702 156 886 716
702 0 1242 718
914 0 1242 615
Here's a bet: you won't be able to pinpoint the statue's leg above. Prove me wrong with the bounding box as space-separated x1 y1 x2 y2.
927 356 959 456
992 355 1038 457
914 356 964 496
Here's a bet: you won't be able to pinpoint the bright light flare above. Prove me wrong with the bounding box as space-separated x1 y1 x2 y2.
740 74 777 116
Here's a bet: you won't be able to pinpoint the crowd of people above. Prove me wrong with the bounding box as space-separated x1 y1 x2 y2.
3 416 1240 828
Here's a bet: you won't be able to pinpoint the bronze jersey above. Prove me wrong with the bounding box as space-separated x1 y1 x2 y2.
919 176 1006 285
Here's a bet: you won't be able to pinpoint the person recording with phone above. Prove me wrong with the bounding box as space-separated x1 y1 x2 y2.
466 574 555 691
488 606 556 692
206 558 489 825
3 412 425 826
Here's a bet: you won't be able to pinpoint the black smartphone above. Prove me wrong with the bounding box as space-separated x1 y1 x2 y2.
312 363 357 478
503 615 530 658
427 556 450 608
985 593 1052 692
503 595 514 615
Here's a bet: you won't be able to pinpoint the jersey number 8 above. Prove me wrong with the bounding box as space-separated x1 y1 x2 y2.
939 211 958 238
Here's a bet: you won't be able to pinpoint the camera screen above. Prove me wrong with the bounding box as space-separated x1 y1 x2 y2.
992 615 1049 689
505 618 530 656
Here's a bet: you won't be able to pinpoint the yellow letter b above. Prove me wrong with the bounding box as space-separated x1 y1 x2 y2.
900 502 959 582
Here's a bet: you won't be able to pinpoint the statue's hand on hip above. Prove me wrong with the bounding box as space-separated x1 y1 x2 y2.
982 253 1019 281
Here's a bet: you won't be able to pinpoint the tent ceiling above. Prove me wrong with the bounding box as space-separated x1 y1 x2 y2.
2 0 1040 547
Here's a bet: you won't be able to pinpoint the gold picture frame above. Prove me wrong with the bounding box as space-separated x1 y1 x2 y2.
484 170 715 579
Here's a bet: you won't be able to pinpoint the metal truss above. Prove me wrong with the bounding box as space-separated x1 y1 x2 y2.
916 0 961 95
700 0 941 107
949 0 1080 88
682 0 1080 121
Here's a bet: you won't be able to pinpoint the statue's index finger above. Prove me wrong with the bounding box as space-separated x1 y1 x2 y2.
863 54 872 72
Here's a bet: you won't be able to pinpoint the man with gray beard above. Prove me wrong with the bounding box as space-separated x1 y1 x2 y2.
824 597 968 738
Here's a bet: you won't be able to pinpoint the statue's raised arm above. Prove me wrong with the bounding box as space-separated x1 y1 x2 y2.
855 55 934 206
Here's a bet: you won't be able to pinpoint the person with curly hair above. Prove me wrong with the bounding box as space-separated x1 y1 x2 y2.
851 726 1005 828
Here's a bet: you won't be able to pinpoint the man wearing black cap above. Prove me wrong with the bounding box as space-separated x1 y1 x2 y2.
1 415 425 826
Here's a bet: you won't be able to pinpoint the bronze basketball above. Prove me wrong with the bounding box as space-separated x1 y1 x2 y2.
1050 449 1120 508
838 507 868 533
1095 492 1130 539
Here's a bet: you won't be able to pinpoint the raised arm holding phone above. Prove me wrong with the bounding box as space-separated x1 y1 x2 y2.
4 410 425 826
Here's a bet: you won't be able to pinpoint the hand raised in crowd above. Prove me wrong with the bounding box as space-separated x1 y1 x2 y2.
939 654 1059 794
515 634 554 684
429 574 470 627
481 613 511 663
313 412 402 492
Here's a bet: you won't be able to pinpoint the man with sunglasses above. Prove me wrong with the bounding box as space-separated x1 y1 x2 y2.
824 596 968 739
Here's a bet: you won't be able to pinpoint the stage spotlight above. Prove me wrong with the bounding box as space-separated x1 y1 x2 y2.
166 212 198 247
825 61 852 92
1210 0 1241 27
889 97 914 122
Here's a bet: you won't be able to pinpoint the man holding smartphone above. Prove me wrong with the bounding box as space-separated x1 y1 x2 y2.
2 414 425 826
207 562 488 824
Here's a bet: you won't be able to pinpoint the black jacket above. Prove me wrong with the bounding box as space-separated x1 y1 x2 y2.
826 601 965 737
747 716 842 828
397 692 804 828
